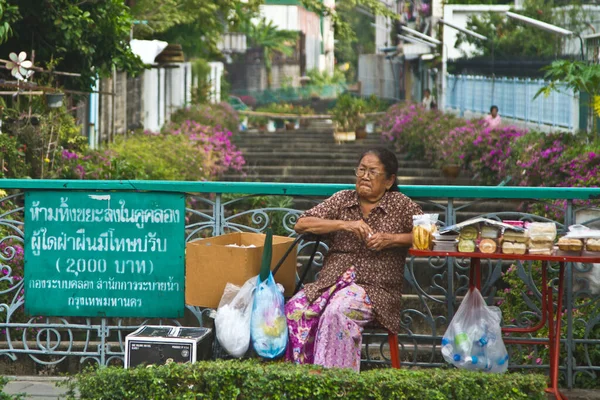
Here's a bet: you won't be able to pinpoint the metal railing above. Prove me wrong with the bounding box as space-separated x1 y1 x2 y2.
445 74 577 130
0 180 599 388
230 84 347 106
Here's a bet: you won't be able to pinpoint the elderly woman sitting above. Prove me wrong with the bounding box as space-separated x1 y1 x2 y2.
285 147 423 371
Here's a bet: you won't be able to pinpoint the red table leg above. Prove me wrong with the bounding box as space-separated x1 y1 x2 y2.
469 258 481 290
470 257 567 399
545 262 567 400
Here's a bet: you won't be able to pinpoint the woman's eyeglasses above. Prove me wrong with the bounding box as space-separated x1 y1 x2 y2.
354 168 384 178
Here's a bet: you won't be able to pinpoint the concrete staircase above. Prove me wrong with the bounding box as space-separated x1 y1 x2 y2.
228 130 473 186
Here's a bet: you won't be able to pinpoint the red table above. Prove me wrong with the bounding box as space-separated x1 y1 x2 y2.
410 249 600 400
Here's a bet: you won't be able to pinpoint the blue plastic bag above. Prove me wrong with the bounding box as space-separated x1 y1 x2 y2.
250 273 288 359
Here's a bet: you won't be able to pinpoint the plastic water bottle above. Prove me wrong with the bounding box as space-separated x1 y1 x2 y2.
454 331 472 355
441 337 455 364
477 334 489 347
470 355 492 371
486 343 509 373
490 354 509 373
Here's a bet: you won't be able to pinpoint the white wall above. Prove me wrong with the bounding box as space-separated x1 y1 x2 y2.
359 53 400 100
142 62 193 133
258 3 338 74
259 5 299 31
441 5 510 110
374 0 396 53
443 5 511 60
320 0 335 74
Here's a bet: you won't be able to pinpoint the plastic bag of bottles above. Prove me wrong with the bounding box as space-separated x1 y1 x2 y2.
214 277 256 358
250 273 288 359
441 287 509 373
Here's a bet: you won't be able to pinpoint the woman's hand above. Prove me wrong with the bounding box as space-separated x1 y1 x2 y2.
344 220 373 242
366 232 394 251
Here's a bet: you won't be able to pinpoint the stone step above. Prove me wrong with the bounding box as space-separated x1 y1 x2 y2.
241 151 417 160
234 139 386 148
222 174 475 186
242 157 431 168
234 132 382 140
240 128 335 136
238 166 452 178
235 132 382 139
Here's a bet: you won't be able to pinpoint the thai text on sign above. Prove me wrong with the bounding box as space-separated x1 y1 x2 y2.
24 192 185 318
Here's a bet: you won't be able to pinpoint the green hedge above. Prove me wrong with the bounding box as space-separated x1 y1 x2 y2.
62 360 547 400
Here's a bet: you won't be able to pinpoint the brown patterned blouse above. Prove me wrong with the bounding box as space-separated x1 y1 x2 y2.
299 189 423 334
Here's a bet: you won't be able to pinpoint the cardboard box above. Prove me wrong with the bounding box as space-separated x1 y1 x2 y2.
125 325 211 368
185 232 297 308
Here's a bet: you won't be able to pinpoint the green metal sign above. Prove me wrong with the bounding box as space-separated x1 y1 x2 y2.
24 191 185 318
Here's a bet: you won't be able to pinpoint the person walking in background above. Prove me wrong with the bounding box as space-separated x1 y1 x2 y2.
421 89 436 110
483 105 502 129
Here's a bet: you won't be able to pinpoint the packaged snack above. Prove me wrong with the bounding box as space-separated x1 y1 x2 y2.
502 242 526 255
502 231 528 243
433 232 460 242
460 226 479 240
502 220 524 228
481 226 499 239
528 240 554 250
413 214 439 250
458 239 476 253
528 248 553 256
557 237 583 252
586 238 600 252
433 240 458 252
527 222 557 242
478 239 498 254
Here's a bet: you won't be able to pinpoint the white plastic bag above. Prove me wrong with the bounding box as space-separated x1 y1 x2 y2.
441 288 509 373
215 277 256 358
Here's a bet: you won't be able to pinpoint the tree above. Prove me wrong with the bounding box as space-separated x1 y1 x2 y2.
0 0 144 92
246 19 298 89
300 0 398 42
333 5 375 82
129 0 262 59
0 1 19 43
455 0 591 58
536 60 600 131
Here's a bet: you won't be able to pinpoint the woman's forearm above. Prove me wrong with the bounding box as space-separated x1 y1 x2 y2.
389 232 413 247
294 217 346 235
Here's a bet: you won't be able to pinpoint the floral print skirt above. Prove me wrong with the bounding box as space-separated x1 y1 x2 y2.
284 267 373 371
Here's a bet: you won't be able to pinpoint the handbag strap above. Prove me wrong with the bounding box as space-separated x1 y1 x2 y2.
271 235 303 277
270 234 321 296
293 238 320 295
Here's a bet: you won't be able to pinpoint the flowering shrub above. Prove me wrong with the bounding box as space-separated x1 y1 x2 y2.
255 103 314 115
168 120 245 177
380 103 600 190
51 148 147 180
380 103 462 163
469 125 527 185
170 103 240 134
0 239 26 334
54 122 245 181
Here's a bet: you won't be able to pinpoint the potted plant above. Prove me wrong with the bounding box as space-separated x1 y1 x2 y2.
46 90 64 109
364 95 386 134
437 136 464 179
331 94 363 142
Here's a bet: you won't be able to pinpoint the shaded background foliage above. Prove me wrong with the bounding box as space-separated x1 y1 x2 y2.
0 0 144 91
